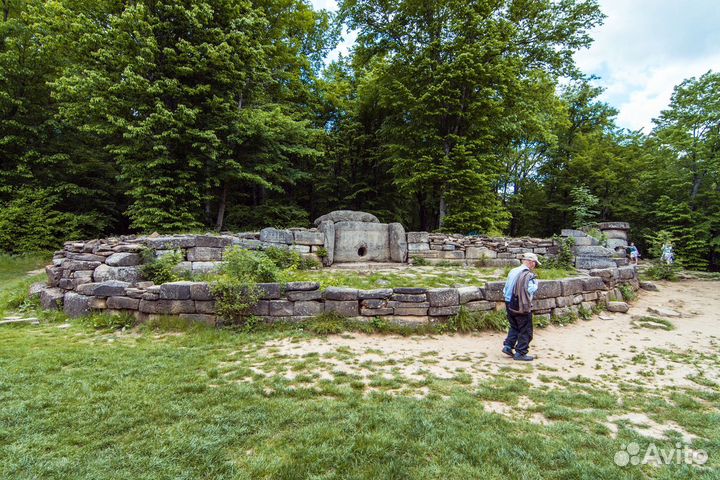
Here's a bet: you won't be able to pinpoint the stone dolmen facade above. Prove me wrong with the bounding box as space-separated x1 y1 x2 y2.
33 211 640 326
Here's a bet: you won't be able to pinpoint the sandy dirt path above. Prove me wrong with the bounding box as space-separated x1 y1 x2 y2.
262 280 720 391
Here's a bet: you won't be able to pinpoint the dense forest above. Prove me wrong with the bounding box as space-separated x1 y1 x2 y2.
1 0 718 270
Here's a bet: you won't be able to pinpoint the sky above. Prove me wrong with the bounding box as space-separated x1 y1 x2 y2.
310 0 720 133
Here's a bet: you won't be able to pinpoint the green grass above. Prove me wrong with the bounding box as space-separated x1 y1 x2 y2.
0 253 50 316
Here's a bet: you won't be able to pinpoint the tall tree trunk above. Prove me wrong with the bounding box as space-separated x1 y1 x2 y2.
215 181 228 231
438 190 447 229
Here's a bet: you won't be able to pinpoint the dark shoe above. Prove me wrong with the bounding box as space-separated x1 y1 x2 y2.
502 346 514 357
513 354 534 361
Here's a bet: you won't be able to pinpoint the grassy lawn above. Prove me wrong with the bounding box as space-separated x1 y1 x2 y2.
283 266 576 290
0 259 718 479
0 253 50 316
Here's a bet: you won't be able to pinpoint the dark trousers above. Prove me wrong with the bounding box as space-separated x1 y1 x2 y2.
503 304 533 355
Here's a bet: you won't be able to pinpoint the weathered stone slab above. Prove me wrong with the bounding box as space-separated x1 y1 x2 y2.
248 300 269 316
190 282 213 301
427 288 459 307
106 252 142 267
259 228 293 244
465 246 498 259
67 253 106 262
139 299 196 314
574 245 613 257
598 222 630 231
391 293 427 303
535 280 562 299
293 230 324 246
64 260 102 272
393 306 428 316
187 247 223 262
90 297 107 309
408 243 430 252
407 232 429 243
559 278 584 296
145 236 196 249
294 301 324 316
581 276 607 291
647 306 681 318
606 238 628 250
606 301 629 313
313 210 379 226
191 262 220 275
286 290 322 301
639 281 658 292
358 289 393 300
256 283 282 300
325 300 359 316
393 287 427 295
268 300 294 316
63 292 93 318
532 298 556 311
285 282 320 291
429 306 461 316
106 296 140 310
361 299 388 309
318 220 335 266
361 307 394 316
40 287 64 309
333 221 390 262
389 222 408 263
290 245 311 254
76 281 131 297
576 257 617 269
484 282 506 302
561 229 587 237
195 235 233 248
583 291 599 301
457 286 484 304
464 300 495 312
617 266 636 280
93 264 141 284
573 236 599 246
195 301 216 314
324 287 358 301
159 281 193 300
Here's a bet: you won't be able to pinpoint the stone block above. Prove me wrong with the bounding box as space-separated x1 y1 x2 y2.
260 227 294 244
313 210 379 226
67 253 106 262
257 283 282 300
285 282 320 291
139 299 196 314
439 250 465 260
580 301 595 312
573 236 599 246
40 287 65 310
72 270 94 283
484 281 506 302
358 289 393 300
195 301 216 314
639 281 658 292
324 287 358 301
190 282 213 301
393 306 428 316
93 264 141 284
195 235 234 248
598 222 630 231
606 301 629 313
427 288 459 307
555 296 575 308
248 300 269 316
325 300 359 317
389 222 408 263
457 286 484 304
289 245 311 254
105 252 142 267
559 278 584 296
391 293 427 303
429 306 460 316
407 232 429 243
293 230 324 246
333 221 391 262
268 300 294 316
535 280 562 299
192 262 220 275
464 300 494 312
393 287 427 295
294 301 324 316
589 267 620 280
361 308 394 316
552 307 571 318
159 281 193 300
144 236 196 249
576 257 617 270
465 246 497 259
63 292 93 318
179 314 217 326
581 276 607 291
618 266 636 280
408 243 430 252
286 290 322 301
606 238 628 250
187 247 223 262
574 245 613 257
532 298 556 311
388 301 429 309
484 258 521 267
561 229 587 237
582 291 599 301
76 281 131 297
318 220 335 266
106 296 140 310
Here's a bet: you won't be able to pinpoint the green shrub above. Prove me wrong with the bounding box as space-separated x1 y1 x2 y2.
577 305 593 321
315 247 328 259
220 247 280 283
541 236 575 270
444 308 508 333
645 261 679 281
83 313 136 330
618 284 636 302
411 255 430 266
307 313 346 335
140 249 183 284
264 246 320 270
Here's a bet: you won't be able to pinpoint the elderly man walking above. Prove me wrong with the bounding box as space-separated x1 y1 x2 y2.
502 253 540 361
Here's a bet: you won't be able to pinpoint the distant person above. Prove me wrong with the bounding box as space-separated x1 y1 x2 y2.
628 242 640 265
661 243 675 265
502 253 539 361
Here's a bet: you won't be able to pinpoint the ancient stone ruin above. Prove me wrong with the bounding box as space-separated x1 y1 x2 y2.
32 211 640 326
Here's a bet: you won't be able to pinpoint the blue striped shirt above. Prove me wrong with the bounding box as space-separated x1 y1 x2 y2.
503 265 538 302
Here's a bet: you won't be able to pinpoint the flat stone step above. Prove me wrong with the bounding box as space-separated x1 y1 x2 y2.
0 317 40 326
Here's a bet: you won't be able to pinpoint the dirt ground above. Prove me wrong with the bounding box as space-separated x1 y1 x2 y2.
261 280 720 392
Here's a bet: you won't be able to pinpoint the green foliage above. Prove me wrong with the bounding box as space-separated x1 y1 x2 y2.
569 186 600 229
617 284 636 302
645 262 680 281
140 249 183 285
444 308 509 333
541 236 576 270
411 256 431 266
315 247 328 259
585 228 608 247
264 247 319 271
82 313 136 330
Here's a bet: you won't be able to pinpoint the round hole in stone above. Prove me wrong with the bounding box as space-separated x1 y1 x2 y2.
357 246 367 257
